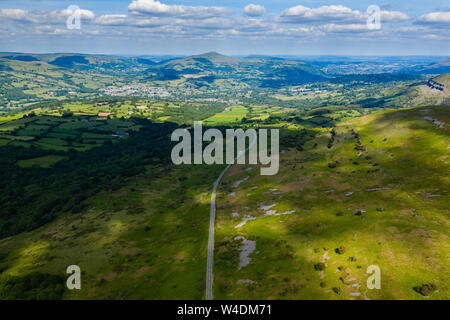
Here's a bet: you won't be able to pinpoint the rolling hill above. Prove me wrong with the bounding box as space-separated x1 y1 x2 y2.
0 53 154 76
144 51 328 87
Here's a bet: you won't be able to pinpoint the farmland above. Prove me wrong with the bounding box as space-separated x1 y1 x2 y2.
0 113 140 153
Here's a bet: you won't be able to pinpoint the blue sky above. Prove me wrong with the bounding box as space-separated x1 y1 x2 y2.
0 1 449 55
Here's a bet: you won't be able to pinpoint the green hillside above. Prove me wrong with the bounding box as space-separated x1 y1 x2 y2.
0 105 447 300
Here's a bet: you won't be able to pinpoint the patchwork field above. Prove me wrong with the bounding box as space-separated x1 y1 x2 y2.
0 114 141 154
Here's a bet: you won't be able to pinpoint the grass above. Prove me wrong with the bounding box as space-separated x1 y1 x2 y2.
0 162 226 300
213 105 449 300
204 105 248 125
0 104 448 300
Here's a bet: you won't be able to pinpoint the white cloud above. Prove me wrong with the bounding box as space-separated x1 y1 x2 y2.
235 18 273 33
280 5 364 24
279 5 409 25
0 9 28 21
94 14 167 28
243 4 267 17
416 11 450 26
128 0 229 19
60 8 95 21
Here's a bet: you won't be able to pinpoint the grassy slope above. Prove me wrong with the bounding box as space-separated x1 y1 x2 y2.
214 105 449 300
0 105 448 300
0 163 225 299
404 73 450 107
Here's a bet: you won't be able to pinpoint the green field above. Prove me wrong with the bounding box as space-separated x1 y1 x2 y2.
204 106 248 124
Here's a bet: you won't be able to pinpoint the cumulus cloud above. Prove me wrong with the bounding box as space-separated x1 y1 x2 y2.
279 5 409 25
280 5 364 24
416 11 450 26
0 3 445 44
128 0 229 19
95 13 167 28
243 4 267 17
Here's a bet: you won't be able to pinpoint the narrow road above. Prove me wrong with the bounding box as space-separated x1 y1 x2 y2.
206 131 257 300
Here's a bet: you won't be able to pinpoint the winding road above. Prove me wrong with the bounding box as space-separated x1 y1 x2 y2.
205 131 257 300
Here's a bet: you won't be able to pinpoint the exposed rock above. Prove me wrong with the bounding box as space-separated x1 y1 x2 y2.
235 236 256 270
233 176 249 188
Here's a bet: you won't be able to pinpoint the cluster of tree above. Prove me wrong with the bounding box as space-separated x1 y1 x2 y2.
0 273 65 300
280 128 312 151
0 118 179 238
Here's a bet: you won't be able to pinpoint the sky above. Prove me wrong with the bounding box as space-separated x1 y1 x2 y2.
0 0 449 56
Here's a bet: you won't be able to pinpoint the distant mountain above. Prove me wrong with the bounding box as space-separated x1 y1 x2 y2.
0 53 158 76
144 51 328 87
0 51 329 89
395 58 450 75
420 58 450 74
191 51 242 64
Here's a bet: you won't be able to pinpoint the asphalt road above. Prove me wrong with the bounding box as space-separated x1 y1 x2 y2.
205 131 257 300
